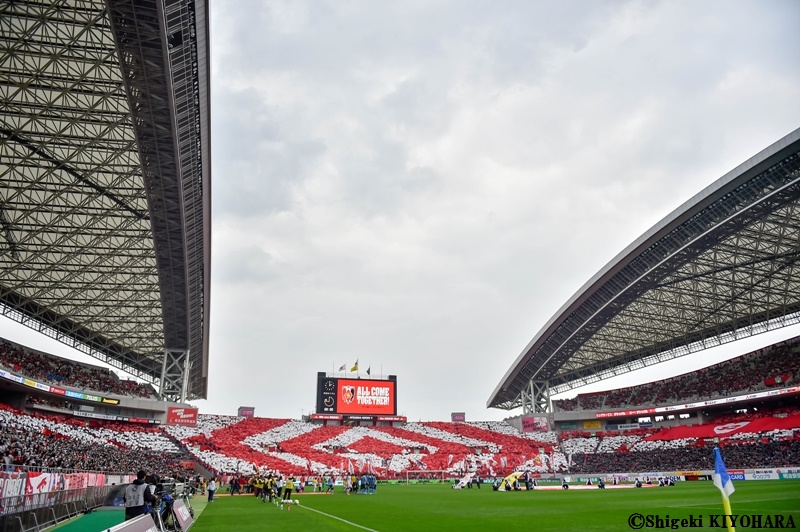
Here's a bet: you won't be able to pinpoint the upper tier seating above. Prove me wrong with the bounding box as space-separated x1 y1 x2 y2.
553 336 800 412
0 338 156 399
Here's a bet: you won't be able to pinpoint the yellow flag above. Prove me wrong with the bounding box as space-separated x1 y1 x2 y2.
350 360 359 372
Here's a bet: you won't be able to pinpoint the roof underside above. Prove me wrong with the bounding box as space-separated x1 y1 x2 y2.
0 0 210 399
489 129 800 410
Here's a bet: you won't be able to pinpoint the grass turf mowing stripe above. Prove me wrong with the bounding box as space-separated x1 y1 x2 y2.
187 481 800 531
299 503 380 531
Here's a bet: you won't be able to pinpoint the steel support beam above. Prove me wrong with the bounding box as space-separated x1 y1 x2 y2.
521 380 551 414
160 348 189 402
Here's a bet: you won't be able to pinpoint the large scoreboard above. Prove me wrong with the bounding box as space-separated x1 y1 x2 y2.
316 373 398 416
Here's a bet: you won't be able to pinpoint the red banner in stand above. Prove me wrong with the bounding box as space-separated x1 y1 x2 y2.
644 413 800 440
311 413 342 420
166 407 198 426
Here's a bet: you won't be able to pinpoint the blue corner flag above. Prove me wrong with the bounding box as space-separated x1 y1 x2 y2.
713 447 735 499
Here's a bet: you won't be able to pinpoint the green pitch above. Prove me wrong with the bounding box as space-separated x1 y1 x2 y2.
189 482 800 531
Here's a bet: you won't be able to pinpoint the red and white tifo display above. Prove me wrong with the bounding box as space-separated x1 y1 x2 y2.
316 374 397 416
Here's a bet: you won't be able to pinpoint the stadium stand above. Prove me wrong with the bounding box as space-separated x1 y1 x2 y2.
0 336 798 483
0 338 156 399
570 440 800 473
553 336 800 412
466 420 559 443
1 397 799 481
0 404 188 474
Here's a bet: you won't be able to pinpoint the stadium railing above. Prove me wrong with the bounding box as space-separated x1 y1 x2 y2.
0 485 113 532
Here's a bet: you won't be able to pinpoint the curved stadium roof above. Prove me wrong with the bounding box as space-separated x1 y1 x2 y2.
0 0 211 400
488 128 800 411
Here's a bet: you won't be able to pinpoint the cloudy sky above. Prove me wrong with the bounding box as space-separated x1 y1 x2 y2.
4 0 800 421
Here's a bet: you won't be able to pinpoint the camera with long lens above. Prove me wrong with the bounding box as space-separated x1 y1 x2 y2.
156 477 186 497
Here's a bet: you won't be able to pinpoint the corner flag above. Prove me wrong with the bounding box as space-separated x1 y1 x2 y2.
713 447 735 532
713 447 735 499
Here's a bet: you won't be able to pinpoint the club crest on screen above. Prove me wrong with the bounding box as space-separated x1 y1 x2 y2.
341 386 355 404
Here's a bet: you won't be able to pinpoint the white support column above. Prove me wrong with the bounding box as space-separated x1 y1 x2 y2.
521 380 551 414
160 348 189 402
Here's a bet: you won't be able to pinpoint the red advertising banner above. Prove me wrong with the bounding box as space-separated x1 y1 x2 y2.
336 379 396 415
167 407 198 427
596 408 656 418
311 413 342 420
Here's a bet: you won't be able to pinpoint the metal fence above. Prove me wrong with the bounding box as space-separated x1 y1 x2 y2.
0 485 114 532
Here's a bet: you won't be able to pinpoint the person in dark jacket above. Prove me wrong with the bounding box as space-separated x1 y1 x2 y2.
124 470 156 520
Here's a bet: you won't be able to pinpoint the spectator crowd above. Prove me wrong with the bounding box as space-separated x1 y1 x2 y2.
0 404 188 474
2 403 798 482
0 338 155 399
0 336 798 483
554 336 800 412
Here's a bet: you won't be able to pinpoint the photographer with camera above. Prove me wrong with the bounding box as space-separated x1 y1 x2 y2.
124 470 157 521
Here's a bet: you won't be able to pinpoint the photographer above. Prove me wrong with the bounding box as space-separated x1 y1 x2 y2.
124 470 157 521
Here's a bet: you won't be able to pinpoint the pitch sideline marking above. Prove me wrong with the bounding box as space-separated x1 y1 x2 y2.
298 504 380 531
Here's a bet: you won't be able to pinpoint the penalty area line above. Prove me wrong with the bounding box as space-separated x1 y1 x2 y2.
298 504 380 531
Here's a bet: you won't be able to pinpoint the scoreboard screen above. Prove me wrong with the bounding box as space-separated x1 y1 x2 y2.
316 375 397 416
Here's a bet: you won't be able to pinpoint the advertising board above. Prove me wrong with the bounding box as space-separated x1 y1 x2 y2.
778 468 800 480
0 369 120 405
106 514 159 532
172 499 194 530
522 416 549 432
747 470 780 480
167 407 198 426
595 386 800 418
728 469 746 481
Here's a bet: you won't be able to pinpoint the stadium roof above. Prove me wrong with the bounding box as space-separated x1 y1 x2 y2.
488 128 800 411
0 0 211 400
